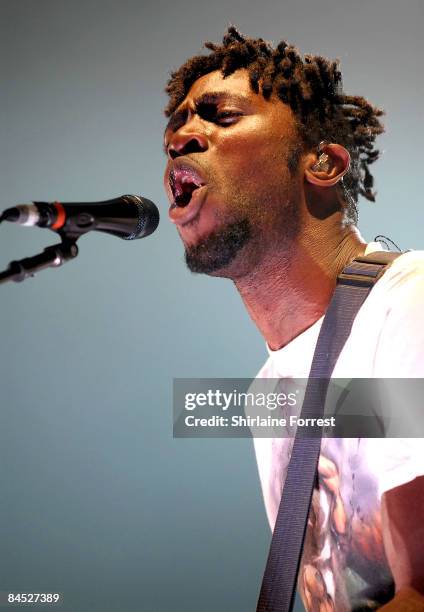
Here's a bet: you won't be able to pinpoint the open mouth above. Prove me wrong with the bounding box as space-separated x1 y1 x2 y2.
169 167 206 208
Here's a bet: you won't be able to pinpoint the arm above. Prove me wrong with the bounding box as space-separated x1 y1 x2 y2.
379 476 424 610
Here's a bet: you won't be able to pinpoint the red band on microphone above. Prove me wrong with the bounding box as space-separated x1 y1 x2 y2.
51 202 66 230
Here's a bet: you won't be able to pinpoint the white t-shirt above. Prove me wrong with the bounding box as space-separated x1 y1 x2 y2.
253 243 424 611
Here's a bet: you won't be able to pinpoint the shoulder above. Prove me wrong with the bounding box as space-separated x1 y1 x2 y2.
372 249 424 289
378 249 424 289
364 249 424 317
369 250 424 376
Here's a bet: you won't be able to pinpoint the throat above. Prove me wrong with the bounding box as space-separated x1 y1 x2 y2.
234 231 366 351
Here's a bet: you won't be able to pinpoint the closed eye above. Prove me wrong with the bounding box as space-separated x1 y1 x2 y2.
214 111 243 125
196 102 242 126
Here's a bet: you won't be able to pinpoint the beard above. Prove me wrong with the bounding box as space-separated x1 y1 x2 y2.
184 218 251 274
183 169 302 276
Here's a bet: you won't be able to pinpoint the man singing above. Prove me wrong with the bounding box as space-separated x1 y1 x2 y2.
163 27 424 610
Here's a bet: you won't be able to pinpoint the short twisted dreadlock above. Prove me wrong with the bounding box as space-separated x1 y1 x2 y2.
165 26 384 224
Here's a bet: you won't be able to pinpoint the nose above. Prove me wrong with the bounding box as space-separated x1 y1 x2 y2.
167 123 208 160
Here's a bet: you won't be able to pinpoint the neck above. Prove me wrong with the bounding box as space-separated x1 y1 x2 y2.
234 220 366 351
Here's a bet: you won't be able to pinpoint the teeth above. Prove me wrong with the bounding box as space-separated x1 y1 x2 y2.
181 175 200 187
170 169 203 202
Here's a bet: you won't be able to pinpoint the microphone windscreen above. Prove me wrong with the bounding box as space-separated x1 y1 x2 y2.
124 195 160 240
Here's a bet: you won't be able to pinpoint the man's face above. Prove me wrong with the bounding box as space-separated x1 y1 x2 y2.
163 69 304 278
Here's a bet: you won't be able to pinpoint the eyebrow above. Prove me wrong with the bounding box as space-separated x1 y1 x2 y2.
164 91 250 136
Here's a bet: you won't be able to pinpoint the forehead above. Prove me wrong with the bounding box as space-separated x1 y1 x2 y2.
182 69 256 103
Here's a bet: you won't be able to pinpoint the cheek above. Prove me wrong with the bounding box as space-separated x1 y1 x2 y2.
217 122 297 186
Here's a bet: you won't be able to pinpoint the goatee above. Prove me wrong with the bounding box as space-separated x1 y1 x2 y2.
184 219 251 274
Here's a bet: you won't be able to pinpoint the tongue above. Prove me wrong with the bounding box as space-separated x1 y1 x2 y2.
176 184 198 207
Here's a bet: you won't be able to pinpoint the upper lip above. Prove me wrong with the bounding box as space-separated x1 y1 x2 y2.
166 159 207 206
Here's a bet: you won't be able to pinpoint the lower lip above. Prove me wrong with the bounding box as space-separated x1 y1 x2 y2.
168 185 208 226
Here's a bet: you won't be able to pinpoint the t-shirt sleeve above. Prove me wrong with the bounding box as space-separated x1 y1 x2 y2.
375 438 424 497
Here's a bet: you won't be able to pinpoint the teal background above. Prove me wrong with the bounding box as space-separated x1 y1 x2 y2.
1 0 422 610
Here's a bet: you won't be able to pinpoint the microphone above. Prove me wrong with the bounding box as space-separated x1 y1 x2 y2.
0 195 159 240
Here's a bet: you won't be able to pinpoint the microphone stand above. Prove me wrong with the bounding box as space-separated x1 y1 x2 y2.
0 233 79 285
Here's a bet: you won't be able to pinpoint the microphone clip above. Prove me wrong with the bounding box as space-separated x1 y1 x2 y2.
0 233 79 286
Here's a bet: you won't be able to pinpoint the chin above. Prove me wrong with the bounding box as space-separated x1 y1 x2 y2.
183 218 252 277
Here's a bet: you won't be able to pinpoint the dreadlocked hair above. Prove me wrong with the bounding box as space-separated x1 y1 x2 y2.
165 26 385 224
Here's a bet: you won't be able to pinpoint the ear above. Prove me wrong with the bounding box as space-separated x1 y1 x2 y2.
304 143 350 187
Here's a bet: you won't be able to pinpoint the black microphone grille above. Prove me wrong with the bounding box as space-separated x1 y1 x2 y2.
123 195 160 240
